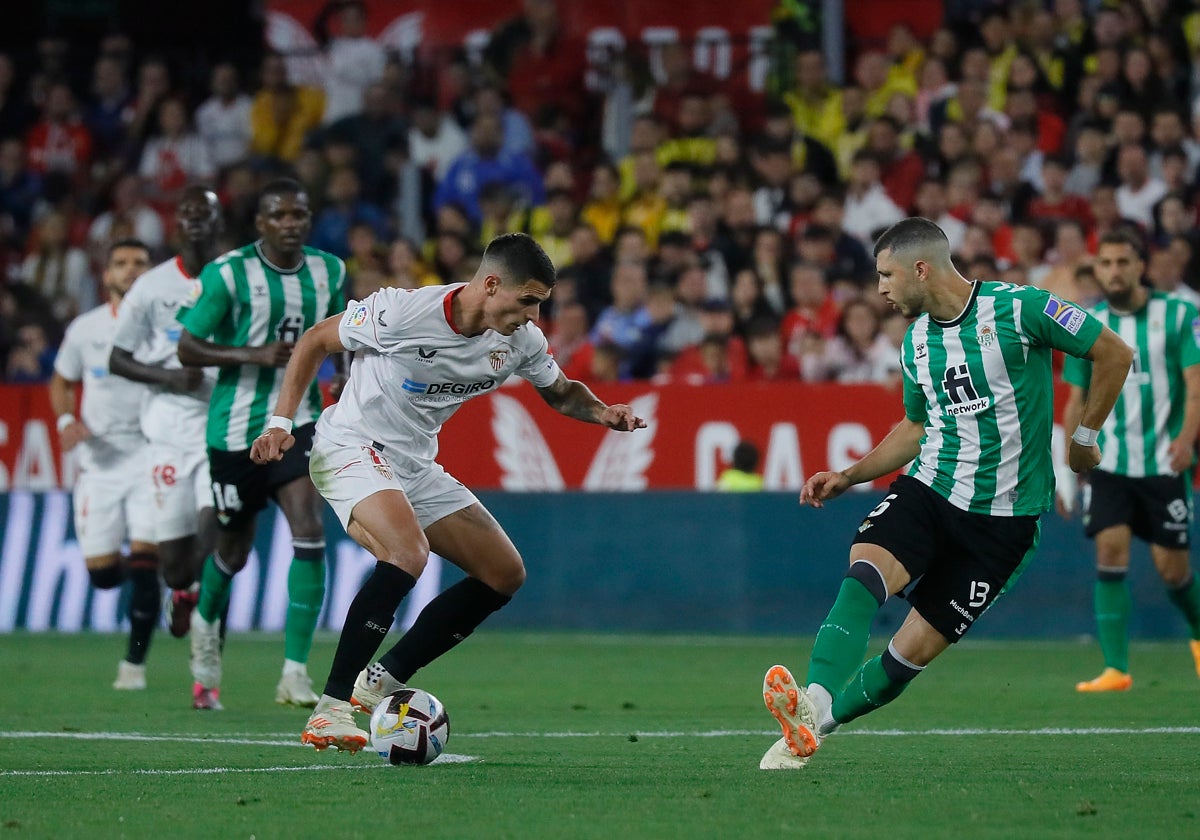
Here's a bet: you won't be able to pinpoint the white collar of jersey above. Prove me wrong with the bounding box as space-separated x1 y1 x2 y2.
254 240 304 274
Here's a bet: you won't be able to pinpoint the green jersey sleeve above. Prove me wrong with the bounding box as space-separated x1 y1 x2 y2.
326 256 347 318
1017 287 1104 358
900 329 928 422
1181 301 1200 369
177 262 232 339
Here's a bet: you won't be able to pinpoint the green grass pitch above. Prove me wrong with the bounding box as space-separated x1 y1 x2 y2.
2 632 1198 839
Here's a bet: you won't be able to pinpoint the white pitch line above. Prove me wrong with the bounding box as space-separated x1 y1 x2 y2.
0 753 478 778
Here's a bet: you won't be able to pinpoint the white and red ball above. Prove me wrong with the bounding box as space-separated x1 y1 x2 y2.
369 688 450 765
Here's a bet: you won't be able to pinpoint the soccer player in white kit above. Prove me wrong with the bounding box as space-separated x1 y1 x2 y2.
251 233 646 751
109 186 224 639
49 238 159 690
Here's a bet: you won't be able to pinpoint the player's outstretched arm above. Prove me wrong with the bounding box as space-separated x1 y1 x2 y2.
533 373 647 431
109 347 203 392
250 315 347 464
178 329 294 369
801 417 924 508
1068 326 1133 474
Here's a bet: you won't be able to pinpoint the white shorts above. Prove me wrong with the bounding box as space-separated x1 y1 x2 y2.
148 442 213 542
73 450 157 557
309 431 477 531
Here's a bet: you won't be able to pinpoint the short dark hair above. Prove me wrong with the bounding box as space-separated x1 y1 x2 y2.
482 232 556 287
872 217 950 260
731 440 760 472
107 237 150 263
258 177 306 211
1098 227 1145 259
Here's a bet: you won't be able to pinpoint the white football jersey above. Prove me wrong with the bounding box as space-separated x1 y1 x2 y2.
320 283 561 473
112 256 215 447
54 302 149 469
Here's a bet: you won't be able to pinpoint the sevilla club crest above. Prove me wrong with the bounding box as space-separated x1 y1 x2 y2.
488 349 508 372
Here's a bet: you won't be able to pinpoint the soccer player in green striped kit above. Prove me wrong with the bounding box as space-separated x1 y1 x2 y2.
759 217 1133 770
176 179 346 710
1061 229 1200 692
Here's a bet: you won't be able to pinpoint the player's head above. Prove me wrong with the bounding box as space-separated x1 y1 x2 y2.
176 184 222 247
872 217 953 318
478 232 556 335
103 237 151 299
256 178 311 256
1094 228 1146 308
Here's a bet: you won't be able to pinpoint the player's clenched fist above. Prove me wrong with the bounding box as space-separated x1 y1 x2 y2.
250 427 295 464
800 470 851 508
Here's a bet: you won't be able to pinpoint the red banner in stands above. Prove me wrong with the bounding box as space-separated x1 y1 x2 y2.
0 380 1070 492
266 0 778 92
0 380 900 490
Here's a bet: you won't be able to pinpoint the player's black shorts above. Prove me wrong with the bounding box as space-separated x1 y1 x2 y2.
1082 469 1192 548
207 423 316 530
851 474 1041 643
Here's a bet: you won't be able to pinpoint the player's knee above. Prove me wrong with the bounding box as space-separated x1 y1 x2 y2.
1160 566 1191 588
87 562 126 590
846 559 889 606
381 535 430 578
486 557 526 595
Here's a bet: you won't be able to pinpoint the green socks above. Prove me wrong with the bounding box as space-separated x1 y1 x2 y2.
831 654 913 725
1094 574 1131 673
806 576 882 695
284 557 326 664
1166 574 1200 639
196 555 233 624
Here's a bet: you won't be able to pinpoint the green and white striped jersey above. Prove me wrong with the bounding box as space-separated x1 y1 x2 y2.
902 281 1103 516
177 242 346 451
1062 291 1200 477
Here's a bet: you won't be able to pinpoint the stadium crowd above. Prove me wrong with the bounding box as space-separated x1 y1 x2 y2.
2 0 1200 388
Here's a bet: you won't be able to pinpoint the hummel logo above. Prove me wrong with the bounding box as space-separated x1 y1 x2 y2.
418 348 437 359
377 309 387 327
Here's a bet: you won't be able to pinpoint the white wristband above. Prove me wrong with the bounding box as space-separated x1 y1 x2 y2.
267 415 293 434
1071 425 1099 447
56 413 76 433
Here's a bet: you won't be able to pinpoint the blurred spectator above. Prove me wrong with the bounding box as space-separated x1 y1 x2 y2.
195 62 253 170
1148 107 1199 181
805 190 873 283
1027 155 1093 227
565 222 612 321
123 57 172 167
139 96 216 208
548 300 593 375
1010 221 1050 286
385 236 440 289
730 269 776 338
866 116 923 211
323 82 407 206
86 172 165 260
650 41 719 136
17 212 93 323
218 162 260 246
533 187 576 269
0 138 42 242
1087 184 1139 251
622 150 668 247
912 178 965 254
474 84 535 159
1040 219 1094 304
751 138 794 228
249 52 326 162
408 96 468 183
784 48 843 151
434 113 544 225
591 259 651 378
315 0 387 124
85 55 132 164
5 322 55 383
781 260 839 362
842 150 903 246
487 0 587 127
1114 143 1167 228
715 440 765 491
801 298 897 384
311 166 389 258
1062 122 1106 198
25 83 92 179
581 162 621 245
750 226 788 315
670 298 748 381
744 315 800 382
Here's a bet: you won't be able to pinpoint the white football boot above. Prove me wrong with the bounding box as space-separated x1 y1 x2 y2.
112 660 146 691
761 665 820 765
276 666 320 708
350 662 406 714
302 696 369 752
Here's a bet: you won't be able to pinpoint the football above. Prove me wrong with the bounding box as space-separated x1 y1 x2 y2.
369 688 450 765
